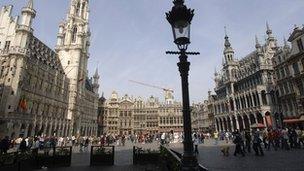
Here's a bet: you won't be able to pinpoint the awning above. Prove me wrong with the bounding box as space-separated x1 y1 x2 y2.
250 123 266 128
283 115 304 123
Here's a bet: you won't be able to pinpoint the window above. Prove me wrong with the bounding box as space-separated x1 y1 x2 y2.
72 27 77 43
296 80 304 96
76 2 80 15
279 85 284 96
284 83 289 94
297 39 304 51
285 66 290 76
293 63 300 75
4 41 10 52
276 70 280 80
289 82 294 93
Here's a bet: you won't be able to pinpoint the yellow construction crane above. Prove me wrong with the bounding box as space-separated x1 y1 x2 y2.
129 80 174 102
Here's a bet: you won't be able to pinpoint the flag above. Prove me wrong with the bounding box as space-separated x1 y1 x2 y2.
19 97 27 111
78 78 84 82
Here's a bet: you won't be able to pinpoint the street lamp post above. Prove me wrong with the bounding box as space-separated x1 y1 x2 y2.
165 0 200 170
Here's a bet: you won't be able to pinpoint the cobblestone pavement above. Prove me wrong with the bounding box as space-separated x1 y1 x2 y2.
37 140 304 171
169 139 304 171
37 142 161 171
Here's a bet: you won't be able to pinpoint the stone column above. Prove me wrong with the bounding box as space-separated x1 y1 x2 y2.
255 115 258 124
241 116 245 131
215 118 219 132
263 115 267 125
16 123 21 137
249 94 253 107
26 124 32 137
53 122 57 136
230 116 233 131
245 95 249 109
266 92 273 107
48 123 53 136
235 115 240 130
63 124 67 137
24 124 29 138
241 97 244 109
258 93 263 106
43 123 47 136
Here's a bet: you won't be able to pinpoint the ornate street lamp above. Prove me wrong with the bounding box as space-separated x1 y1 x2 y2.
166 0 193 52
166 0 202 170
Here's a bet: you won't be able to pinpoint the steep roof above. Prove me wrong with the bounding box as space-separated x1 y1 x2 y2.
288 26 304 42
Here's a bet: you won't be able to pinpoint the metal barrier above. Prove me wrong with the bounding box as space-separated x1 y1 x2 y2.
0 146 72 171
90 146 114 166
160 145 208 171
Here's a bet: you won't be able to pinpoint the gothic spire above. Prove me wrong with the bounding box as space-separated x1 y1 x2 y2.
283 37 287 46
266 21 272 36
27 0 34 9
283 37 290 50
93 68 99 78
20 0 36 28
255 35 261 49
224 26 231 48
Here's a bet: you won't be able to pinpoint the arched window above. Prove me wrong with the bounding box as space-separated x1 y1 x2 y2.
76 2 80 15
72 26 77 43
230 98 234 111
261 90 267 105
81 2 86 17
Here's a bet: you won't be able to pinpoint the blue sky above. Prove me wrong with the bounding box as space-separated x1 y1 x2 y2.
2 0 304 102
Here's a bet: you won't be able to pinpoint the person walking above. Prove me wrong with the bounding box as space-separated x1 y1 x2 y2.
19 138 27 153
32 137 40 156
214 131 219 145
225 131 230 143
245 130 251 153
122 135 126 146
201 133 205 144
298 128 304 148
233 130 245 157
252 130 264 156
193 134 199 155
161 133 165 145
282 128 290 150
0 136 10 154
262 130 268 149
267 129 277 151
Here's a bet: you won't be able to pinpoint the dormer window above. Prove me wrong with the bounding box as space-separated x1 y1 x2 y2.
297 38 304 51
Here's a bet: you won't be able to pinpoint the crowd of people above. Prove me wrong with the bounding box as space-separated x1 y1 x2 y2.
222 127 304 157
1 127 303 156
0 132 185 154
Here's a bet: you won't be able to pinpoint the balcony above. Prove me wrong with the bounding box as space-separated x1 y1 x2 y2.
0 46 29 56
16 25 34 33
